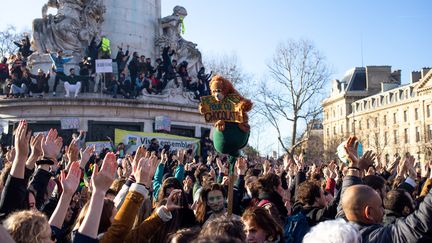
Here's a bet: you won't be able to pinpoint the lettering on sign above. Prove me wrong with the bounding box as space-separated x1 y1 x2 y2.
200 94 244 123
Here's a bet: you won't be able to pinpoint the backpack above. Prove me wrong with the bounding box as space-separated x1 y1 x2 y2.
284 212 311 243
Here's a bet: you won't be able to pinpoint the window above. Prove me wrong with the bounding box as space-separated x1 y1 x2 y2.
404 110 408 122
340 124 344 135
375 117 378 127
374 132 379 145
358 120 362 130
383 115 387 126
393 112 397 124
428 125 432 141
428 105 431 118
404 128 409 144
415 108 419 120
367 119 370 129
416 127 420 142
394 130 398 144
327 128 330 137
333 126 336 135
384 131 388 145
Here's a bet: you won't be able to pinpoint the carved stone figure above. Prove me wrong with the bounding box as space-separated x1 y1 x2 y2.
32 0 106 55
156 6 203 80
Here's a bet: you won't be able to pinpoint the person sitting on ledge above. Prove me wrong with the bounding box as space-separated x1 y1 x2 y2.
64 68 83 98
28 69 50 97
9 72 26 98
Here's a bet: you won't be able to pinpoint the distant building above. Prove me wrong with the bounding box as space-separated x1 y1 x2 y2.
300 119 324 164
322 66 432 163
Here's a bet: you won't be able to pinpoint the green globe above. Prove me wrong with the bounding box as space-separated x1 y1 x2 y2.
212 122 250 157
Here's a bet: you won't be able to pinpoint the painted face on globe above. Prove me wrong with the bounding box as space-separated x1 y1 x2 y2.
207 190 225 213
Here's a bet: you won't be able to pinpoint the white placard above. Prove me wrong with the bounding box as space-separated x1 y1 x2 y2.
61 118 80 130
95 59 113 73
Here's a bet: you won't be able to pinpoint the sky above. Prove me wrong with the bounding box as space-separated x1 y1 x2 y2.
1 0 431 155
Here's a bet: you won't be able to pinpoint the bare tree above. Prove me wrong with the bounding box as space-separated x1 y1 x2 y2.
256 39 331 158
204 53 251 93
0 26 21 57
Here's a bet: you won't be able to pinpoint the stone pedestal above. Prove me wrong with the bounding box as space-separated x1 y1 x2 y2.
101 0 161 59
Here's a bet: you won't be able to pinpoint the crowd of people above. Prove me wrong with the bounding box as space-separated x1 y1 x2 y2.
0 35 212 99
0 121 431 243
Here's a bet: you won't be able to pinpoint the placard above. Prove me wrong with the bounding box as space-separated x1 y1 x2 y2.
95 59 113 73
61 118 80 130
155 116 171 132
200 94 244 123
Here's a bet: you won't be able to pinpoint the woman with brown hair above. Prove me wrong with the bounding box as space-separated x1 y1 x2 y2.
242 207 284 243
256 173 289 226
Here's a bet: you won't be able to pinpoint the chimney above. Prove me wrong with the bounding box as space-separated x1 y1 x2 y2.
421 67 431 78
391 70 401 84
411 71 421 83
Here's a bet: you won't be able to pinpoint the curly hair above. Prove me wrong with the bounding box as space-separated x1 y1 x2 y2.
3 210 51 243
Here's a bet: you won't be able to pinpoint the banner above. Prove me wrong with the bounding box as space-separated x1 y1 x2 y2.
95 59 113 73
85 141 112 153
114 129 200 155
200 94 244 123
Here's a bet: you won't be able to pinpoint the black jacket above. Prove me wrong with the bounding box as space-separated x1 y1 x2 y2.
339 175 432 243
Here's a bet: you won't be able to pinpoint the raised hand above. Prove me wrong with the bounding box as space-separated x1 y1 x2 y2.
30 133 44 158
236 157 247 176
11 120 32 179
92 152 117 194
165 189 183 211
14 120 31 159
263 160 271 175
216 158 226 174
344 136 359 165
134 157 151 187
61 161 81 196
5 147 15 163
42 129 63 161
160 149 168 164
358 150 376 171
79 145 95 170
66 140 79 163
133 145 147 167
177 149 186 164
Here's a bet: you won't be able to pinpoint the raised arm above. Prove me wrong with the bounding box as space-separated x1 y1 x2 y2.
77 152 117 239
0 121 31 217
49 161 81 238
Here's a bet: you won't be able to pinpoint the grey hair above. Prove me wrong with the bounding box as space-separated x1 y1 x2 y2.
302 219 361 243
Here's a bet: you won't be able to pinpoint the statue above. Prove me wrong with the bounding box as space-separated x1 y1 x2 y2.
156 6 203 80
31 0 106 55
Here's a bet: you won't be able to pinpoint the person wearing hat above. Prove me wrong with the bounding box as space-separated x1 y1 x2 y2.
29 69 50 97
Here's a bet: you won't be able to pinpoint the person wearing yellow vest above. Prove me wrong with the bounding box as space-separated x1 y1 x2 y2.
101 36 111 58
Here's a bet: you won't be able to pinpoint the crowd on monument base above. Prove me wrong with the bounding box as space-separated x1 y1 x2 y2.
0 35 212 100
0 120 431 242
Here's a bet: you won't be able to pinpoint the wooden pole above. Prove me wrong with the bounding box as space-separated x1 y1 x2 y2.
227 156 236 217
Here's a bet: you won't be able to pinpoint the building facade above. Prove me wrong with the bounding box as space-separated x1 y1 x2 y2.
323 66 432 163
300 119 324 164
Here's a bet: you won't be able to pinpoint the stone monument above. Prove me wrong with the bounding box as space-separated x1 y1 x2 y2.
28 0 204 102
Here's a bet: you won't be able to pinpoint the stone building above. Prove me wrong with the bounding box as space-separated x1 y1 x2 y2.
322 66 432 163
300 119 324 164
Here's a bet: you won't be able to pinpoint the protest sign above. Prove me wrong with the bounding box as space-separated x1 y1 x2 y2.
200 94 244 123
95 59 113 73
155 116 171 132
114 129 200 155
85 141 112 153
61 118 80 130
